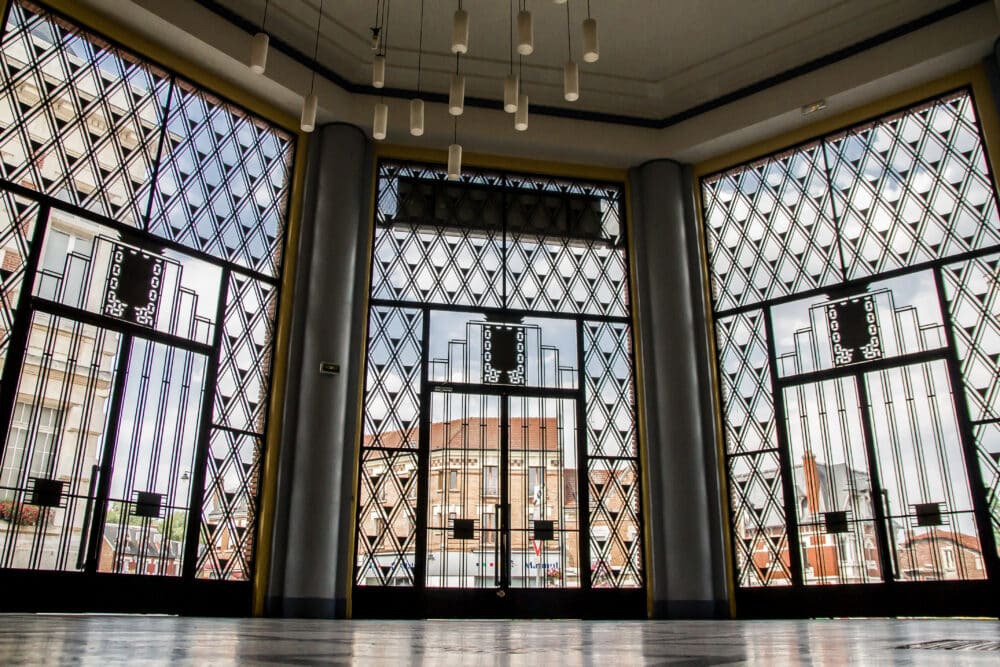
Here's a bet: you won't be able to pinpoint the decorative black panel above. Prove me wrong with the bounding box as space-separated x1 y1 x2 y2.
28 478 63 508
482 325 525 385
914 502 944 527
102 243 164 327
453 519 475 540
826 294 882 367
133 491 163 519
533 520 555 541
824 511 850 534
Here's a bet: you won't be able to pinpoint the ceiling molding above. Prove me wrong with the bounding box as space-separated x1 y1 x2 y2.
194 0 988 129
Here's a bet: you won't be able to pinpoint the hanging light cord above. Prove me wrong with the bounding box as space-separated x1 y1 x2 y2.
587 0 592 19
381 0 392 58
261 0 270 30
453 116 457 144
509 0 514 75
566 0 572 59
416 0 425 92
310 0 324 93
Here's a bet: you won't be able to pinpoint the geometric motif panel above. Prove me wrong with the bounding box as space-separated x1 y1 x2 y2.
973 422 1000 559
0 1 170 227
146 81 294 279
701 142 842 312
826 91 1000 279
0 191 37 377
728 451 792 587
715 310 776 455
942 253 1000 422
589 458 641 588
363 307 422 449
102 242 163 327
213 272 276 434
197 428 260 581
355 449 418 586
583 321 636 458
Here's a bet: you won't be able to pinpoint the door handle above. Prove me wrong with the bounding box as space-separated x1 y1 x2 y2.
76 465 100 570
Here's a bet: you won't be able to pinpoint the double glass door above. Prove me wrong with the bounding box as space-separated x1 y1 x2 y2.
423 390 580 597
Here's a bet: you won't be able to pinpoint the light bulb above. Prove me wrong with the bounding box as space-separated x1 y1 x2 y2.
373 102 388 140
300 92 318 133
582 18 599 63
515 94 528 131
504 75 519 113
447 143 462 180
452 9 469 54
517 11 533 56
449 73 465 115
373 55 386 88
250 32 268 74
563 60 579 101
410 99 424 136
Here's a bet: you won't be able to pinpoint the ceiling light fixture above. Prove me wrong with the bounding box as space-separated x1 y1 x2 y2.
448 118 462 180
300 0 324 132
517 2 533 56
582 0 598 63
410 0 425 136
249 0 269 74
373 0 391 140
563 1 579 101
452 1 469 54
515 56 528 131
449 54 465 115
504 0 519 113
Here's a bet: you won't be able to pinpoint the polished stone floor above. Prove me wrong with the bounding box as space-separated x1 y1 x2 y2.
0 615 998 665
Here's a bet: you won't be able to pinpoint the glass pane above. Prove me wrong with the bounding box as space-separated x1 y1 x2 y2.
0 312 121 571
589 458 641 588
715 310 776 455
0 192 38 378
508 396 579 589
98 337 206 577
583 321 636 457
355 448 418 587
728 451 792 587
783 377 882 585
973 422 1000 561
362 306 422 449
425 392 500 589
865 361 986 581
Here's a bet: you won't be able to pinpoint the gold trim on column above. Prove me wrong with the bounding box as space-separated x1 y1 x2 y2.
690 63 1000 619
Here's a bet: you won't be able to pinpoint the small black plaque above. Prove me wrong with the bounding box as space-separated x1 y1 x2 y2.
29 478 64 508
103 242 164 327
533 520 555 541
482 325 526 385
914 502 943 527
826 294 882 367
133 491 163 519
453 518 475 540
823 511 849 534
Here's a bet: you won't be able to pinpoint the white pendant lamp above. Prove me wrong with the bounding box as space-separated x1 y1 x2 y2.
451 6 469 54
563 60 579 101
582 17 599 63
504 75 519 114
514 93 529 131
447 143 462 180
449 72 465 115
517 10 533 55
554 0 567 4
300 92 318 132
372 55 386 88
250 32 268 74
410 98 424 136
373 102 388 140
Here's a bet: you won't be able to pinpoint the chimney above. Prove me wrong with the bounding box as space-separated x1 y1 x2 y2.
802 451 821 516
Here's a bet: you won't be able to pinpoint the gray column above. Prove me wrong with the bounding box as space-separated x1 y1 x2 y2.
266 123 373 617
629 159 728 618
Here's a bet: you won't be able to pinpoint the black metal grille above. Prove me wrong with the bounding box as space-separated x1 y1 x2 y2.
701 87 1000 602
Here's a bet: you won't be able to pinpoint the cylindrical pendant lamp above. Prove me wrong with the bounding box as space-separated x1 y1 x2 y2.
582 18 599 63
452 9 469 54
517 11 533 55
373 55 386 88
563 60 579 101
449 73 465 115
373 102 388 140
504 75 519 113
410 98 424 136
447 143 462 180
514 94 529 131
300 92 318 132
250 32 269 74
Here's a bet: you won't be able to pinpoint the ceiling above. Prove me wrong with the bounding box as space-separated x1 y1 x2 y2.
198 0 984 123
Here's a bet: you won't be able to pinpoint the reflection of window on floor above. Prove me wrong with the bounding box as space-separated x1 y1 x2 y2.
0 402 60 492
484 465 498 495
